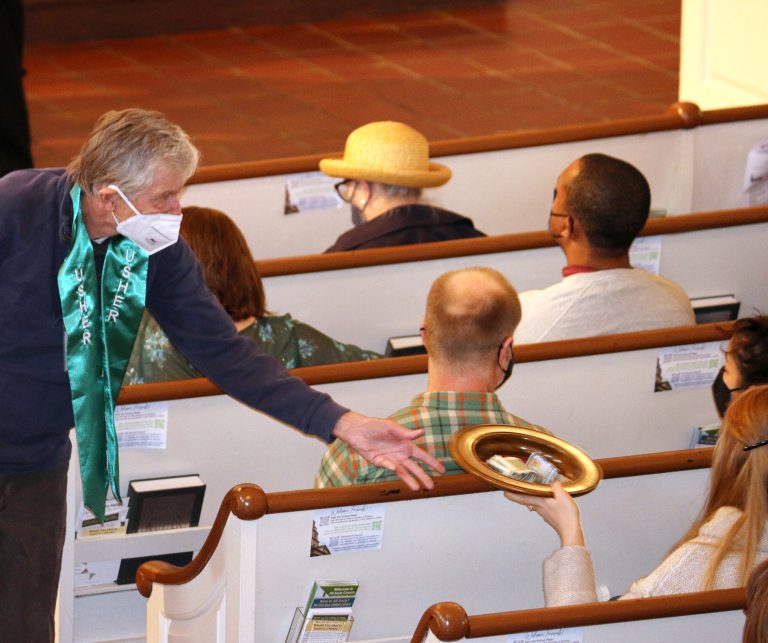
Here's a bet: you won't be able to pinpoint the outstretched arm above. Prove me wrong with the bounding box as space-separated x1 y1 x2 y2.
506 481 596 606
332 411 446 490
504 481 585 547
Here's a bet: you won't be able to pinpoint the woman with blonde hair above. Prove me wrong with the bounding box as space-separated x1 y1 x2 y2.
125 206 380 383
506 384 768 606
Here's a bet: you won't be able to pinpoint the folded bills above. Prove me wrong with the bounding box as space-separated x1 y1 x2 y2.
486 452 563 484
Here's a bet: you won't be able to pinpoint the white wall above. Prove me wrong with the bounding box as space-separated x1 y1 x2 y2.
680 0 768 110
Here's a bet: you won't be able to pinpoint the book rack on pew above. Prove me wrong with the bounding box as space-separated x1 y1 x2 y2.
254 205 768 277
136 448 717 642
188 102 768 186
119 321 734 403
409 588 746 642
248 205 766 353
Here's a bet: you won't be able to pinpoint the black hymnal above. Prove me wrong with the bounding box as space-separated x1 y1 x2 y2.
117 474 205 585
385 334 426 357
126 474 205 534
690 294 740 325
116 551 193 585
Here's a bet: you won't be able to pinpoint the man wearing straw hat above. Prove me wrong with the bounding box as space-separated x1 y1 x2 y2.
319 121 485 252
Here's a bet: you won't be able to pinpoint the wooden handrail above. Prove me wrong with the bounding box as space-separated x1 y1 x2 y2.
117 321 734 404
136 448 714 597
255 205 768 277
410 588 745 641
188 101 768 185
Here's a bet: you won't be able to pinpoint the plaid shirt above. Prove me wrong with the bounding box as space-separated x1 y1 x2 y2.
314 391 548 487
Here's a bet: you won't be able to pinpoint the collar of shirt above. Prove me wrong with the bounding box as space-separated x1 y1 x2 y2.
562 265 600 278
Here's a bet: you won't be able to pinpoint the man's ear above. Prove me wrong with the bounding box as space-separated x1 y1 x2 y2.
500 336 514 367
93 185 119 214
561 214 576 239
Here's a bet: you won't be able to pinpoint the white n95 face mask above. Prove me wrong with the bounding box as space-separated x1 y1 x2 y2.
108 184 182 255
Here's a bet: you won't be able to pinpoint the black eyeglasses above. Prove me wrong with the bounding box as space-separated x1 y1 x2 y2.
744 439 768 452
334 180 355 203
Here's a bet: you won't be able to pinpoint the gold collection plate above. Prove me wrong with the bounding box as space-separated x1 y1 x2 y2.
449 424 602 497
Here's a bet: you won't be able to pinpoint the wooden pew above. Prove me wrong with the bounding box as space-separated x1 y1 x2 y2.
116 323 733 500
136 450 717 642
410 590 745 642
59 324 731 641
254 208 768 352
181 102 768 260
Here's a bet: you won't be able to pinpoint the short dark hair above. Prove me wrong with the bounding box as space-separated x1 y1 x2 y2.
731 314 768 389
565 153 651 257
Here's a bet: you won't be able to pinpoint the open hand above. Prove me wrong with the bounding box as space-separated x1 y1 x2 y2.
504 481 585 547
332 411 446 490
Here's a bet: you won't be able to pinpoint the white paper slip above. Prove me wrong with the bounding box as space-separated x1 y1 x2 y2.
654 341 724 392
77 497 128 537
115 401 168 449
507 627 583 643
743 140 768 206
285 172 344 214
629 235 661 275
310 505 385 556
74 560 121 588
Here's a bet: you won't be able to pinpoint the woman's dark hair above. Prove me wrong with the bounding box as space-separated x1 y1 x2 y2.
731 315 768 389
180 206 267 320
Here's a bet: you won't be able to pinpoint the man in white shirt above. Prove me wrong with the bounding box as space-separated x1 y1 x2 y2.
514 153 695 344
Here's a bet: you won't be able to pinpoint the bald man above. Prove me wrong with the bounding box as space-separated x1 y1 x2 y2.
316 267 549 487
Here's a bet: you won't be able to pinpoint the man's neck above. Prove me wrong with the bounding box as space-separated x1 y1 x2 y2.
365 197 417 222
426 364 495 393
563 245 632 271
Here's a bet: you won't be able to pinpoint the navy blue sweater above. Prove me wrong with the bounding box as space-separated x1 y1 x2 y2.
0 169 347 474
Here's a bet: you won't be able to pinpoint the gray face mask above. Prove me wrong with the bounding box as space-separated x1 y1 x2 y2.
351 204 366 227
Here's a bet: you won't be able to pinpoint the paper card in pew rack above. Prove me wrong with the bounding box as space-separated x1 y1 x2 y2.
126 474 205 533
304 580 359 617
690 423 721 448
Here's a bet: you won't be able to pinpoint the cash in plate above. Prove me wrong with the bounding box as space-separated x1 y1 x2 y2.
449 424 602 496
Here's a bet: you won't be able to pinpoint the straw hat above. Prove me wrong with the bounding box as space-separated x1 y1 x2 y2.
319 121 451 188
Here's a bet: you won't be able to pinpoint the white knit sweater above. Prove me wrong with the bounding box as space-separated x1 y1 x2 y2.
543 507 768 606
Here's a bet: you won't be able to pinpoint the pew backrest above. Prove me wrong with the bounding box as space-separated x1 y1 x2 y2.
412 589 745 643
182 104 768 260
258 213 767 352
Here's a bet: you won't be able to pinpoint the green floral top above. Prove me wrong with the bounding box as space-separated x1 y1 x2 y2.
124 312 381 384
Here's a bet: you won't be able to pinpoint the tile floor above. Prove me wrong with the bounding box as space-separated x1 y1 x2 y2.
23 0 681 169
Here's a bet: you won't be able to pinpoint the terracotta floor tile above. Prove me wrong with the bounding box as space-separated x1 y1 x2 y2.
242 25 344 53
23 0 682 169
398 19 486 41
453 41 562 72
